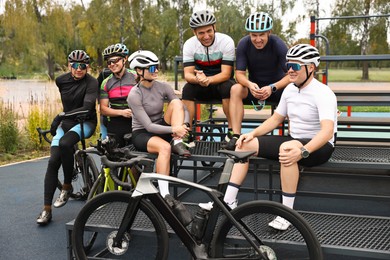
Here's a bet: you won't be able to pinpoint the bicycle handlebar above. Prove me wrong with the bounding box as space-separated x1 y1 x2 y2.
36 127 52 144
101 155 155 189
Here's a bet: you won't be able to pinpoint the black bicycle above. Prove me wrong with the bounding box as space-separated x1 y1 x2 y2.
37 110 99 200
72 150 323 259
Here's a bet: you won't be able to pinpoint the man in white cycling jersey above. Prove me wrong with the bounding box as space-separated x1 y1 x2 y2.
181 10 235 145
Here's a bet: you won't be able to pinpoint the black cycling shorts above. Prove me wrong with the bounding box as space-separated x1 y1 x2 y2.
131 120 172 152
181 79 235 101
257 135 335 167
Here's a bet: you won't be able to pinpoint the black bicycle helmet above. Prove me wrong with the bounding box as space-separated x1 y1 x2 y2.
189 10 216 29
102 43 129 60
68 50 90 64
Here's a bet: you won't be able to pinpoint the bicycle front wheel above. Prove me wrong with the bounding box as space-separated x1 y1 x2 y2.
211 200 323 260
72 191 169 259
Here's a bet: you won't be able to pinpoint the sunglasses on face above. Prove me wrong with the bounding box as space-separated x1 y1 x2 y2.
286 62 308 71
146 65 159 73
70 63 88 70
251 99 266 111
107 57 123 65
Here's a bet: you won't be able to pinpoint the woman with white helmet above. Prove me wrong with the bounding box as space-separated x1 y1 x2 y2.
201 44 338 231
127 50 191 199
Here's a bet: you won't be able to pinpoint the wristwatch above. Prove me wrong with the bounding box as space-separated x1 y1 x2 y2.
301 147 310 158
270 84 277 93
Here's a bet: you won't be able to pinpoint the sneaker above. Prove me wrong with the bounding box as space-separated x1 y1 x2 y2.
268 216 291 231
221 136 238 151
183 132 195 148
53 188 73 208
171 142 191 157
36 210 52 225
199 200 238 211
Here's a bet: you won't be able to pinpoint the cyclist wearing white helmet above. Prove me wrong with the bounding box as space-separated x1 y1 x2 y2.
127 50 191 198
182 10 236 146
202 44 337 232
99 43 137 147
223 12 291 150
37 50 98 225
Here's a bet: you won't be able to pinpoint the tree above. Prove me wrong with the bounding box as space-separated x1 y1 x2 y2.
325 0 390 79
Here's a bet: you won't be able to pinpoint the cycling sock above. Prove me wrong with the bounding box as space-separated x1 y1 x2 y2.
158 180 170 197
44 146 62 206
59 131 80 184
282 192 296 209
173 139 183 145
223 183 240 204
44 205 52 212
62 183 72 191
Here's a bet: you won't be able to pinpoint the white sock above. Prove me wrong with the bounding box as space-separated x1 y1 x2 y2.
158 180 170 197
223 185 239 204
173 139 183 145
282 195 295 209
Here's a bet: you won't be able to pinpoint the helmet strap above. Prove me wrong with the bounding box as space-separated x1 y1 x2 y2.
294 66 312 89
140 69 154 82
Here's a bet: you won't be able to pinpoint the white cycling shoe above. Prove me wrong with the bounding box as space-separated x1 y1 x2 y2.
198 200 238 211
268 216 291 231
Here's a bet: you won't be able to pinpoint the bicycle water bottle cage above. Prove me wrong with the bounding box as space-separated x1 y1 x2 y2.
164 194 193 226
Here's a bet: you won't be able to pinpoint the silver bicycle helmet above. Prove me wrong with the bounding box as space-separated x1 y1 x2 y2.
68 50 90 64
189 10 216 29
245 12 273 32
129 50 159 69
102 43 129 60
286 44 320 67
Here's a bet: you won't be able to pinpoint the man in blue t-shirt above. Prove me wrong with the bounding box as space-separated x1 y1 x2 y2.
223 12 290 150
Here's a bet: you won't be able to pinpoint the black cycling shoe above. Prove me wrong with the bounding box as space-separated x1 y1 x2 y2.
171 142 191 157
221 135 239 151
36 210 52 225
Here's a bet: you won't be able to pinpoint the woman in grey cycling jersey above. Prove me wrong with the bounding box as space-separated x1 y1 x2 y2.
127 50 191 199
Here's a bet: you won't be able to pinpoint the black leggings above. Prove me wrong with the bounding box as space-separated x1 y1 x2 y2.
43 131 80 206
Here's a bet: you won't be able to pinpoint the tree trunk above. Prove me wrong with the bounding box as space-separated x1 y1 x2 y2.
47 52 55 81
360 0 371 80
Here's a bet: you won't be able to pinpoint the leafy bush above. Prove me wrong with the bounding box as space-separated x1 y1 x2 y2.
25 105 52 149
0 102 19 153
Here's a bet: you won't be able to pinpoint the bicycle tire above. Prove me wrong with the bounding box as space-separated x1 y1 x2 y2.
71 154 99 200
87 172 105 200
211 200 323 260
72 191 169 259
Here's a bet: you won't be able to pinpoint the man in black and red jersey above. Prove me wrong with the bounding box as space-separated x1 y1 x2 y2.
100 43 137 147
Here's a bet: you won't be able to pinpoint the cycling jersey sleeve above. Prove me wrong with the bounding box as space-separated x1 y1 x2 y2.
67 75 98 114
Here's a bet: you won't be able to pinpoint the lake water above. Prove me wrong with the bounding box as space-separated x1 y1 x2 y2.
0 80 60 117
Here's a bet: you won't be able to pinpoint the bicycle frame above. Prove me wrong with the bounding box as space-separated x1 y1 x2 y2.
110 155 268 259
101 166 135 192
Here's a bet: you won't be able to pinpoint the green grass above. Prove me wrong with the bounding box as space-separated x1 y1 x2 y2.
327 68 390 82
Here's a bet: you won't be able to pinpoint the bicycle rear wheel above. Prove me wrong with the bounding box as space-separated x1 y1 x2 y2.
70 154 99 200
72 191 169 259
211 200 323 260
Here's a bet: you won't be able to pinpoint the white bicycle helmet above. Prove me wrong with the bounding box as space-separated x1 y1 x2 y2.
68 50 90 64
245 12 273 32
102 43 129 60
286 44 320 67
189 10 216 29
128 50 159 69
